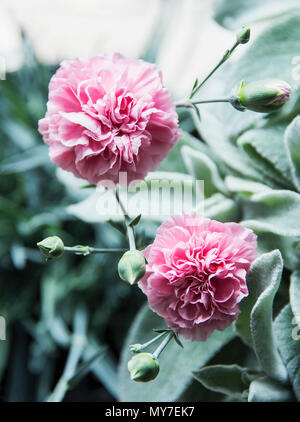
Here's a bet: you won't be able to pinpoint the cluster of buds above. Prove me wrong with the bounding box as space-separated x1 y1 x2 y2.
127 330 183 383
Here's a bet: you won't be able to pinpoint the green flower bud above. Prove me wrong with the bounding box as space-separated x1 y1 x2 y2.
236 26 251 44
128 352 159 382
231 79 291 113
118 250 146 285
37 236 64 260
129 343 143 353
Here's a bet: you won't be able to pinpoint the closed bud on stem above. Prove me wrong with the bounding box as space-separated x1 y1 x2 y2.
231 79 291 113
118 250 146 285
37 236 64 260
236 26 251 44
128 353 159 382
129 344 143 353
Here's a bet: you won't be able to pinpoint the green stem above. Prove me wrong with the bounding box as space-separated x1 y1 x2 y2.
190 40 239 99
114 189 136 250
130 332 168 352
64 246 126 255
46 307 87 402
152 332 173 359
176 97 231 108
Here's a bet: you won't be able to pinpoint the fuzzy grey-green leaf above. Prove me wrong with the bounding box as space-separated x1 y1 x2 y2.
193 364 252 399
250 250 287 383
274 304 300 400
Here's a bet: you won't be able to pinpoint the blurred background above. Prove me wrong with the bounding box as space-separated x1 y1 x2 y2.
0 0 266 402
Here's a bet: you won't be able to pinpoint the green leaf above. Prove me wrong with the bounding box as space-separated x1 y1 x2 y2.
0 334 10 383
249 250 287 383
118 304 235 402
191 103 201 121
68 348 106 389
191 78 199 95
152 328 172 334
193 364 252 399
256 232 300 272
225 175 271 197
290 271 300 317
284 116 300 192
83 338 118 399
235 251 283 347
213 0 300 29
107 220 127 236
128 214 141 228
237 125 293 188
173 333 184 349
241 190 300 236
203 193 237 222
181 145 228 197
194 111 268 184
0 145 49 175
248 376 294 402
158 132 211 174
274 304 300 400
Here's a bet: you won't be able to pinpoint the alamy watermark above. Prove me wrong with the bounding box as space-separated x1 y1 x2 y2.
93 172 204 222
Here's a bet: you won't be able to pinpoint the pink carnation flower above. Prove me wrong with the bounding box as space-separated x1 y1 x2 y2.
38 53 180 185
139 214 257 341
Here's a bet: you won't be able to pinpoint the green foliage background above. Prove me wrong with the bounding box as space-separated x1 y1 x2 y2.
1 1 300 402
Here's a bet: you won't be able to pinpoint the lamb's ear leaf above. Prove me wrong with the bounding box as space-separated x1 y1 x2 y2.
235 250 283 348
241 190 300 237
213 0 300 30
194 111 265 184
203 194 237 223
158 131 218 174
256 231 300 272
249 251 288 383
237 125 292 188
118 304 235 402
193 364 256 400
225 175 271 197
290 270 300 317
248 376 294 402
274 304 300 400
181 145 228 198
284 116 300 192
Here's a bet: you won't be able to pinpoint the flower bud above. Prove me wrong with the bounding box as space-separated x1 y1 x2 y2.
129 343 143 353
118 250 146 285
231 79 291 113
236 26 251 44
128 352 159 382
37 236 64 260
